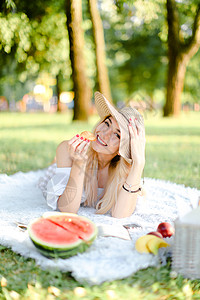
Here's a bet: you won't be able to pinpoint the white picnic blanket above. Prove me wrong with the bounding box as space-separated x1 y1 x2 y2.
0 169 199 285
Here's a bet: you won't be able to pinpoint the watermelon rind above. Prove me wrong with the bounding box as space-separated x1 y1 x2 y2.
28 213 97 259
32 240 89 259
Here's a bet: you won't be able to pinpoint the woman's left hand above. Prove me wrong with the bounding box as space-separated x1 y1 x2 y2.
128 118 146 167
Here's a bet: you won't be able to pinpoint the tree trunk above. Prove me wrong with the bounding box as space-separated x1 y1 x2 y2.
66 0 92 121
164 54 188 116
56 73 61 112
88 0 112 102
163 0 200 117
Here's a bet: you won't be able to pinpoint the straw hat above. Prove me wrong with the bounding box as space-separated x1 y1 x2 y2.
94 91 144 165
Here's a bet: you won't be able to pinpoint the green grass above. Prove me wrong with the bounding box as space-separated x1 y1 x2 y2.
144 111 200 189
0 111 200 299
0 111 99 174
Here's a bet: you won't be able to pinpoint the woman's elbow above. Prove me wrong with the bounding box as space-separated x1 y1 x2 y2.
111 206 136 218
111 211 133 219
57 202 79 214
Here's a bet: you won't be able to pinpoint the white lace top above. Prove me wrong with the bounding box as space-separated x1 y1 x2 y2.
38 164 104 210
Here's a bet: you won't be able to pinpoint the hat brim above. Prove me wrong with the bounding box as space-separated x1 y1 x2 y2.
94 91 132 164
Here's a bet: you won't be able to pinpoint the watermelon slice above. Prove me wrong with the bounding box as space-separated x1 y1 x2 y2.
28 212 97 259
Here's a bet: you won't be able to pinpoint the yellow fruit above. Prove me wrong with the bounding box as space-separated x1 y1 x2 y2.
80 131 96 141
146 236 170 255
135 235 155 253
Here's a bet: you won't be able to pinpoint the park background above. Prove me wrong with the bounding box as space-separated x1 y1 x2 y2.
0 0 200 118
0 0 200 299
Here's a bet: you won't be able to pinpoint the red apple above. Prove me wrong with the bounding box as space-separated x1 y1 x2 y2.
147 231 163 239
157 222 175 238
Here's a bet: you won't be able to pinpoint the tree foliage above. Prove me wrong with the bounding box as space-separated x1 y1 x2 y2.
0 0 199 113
0 8 71 101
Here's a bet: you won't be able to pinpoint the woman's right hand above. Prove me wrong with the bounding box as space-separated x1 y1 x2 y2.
67 134 90 165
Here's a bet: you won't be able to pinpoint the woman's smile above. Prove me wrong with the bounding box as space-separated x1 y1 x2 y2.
92 116 120 156
96 135 107 146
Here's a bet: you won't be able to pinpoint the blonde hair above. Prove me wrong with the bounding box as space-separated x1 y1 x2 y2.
83 145 131 214
83 116 132 214
83 115 145 214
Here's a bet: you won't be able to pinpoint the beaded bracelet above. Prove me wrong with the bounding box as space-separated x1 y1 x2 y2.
122 184 142 193
124 181 140 189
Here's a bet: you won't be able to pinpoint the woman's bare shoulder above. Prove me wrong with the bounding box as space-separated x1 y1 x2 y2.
56 140 68 150
56 140 72 168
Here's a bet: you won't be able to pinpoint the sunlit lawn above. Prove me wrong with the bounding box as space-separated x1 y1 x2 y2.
0 110 200 299
0 110 199 189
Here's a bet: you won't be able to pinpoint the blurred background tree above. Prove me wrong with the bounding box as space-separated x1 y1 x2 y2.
88 0 112 102
163 0 200 117
0 0 70 105
0 0 199 118
66 0 91 121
